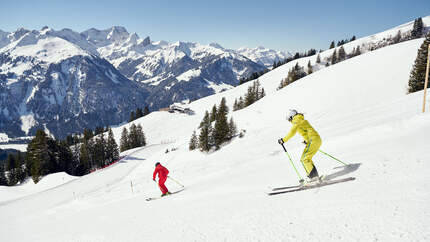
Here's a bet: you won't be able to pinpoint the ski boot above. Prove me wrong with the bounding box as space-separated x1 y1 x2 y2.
161 191 171 197
302 167 322 186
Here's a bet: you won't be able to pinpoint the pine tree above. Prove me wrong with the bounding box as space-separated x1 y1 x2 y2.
213 98 230 149
228 117 237 139
245 85 255 106
0 164 7 185
94 133 106 167
128 124 139 149
95 126 104 136
238 97 244 110
286 63 307 84
129 111 135 122
144 106 150 116
233 98 239 111
329 41 335 49
106 128 119 162
307 60 313 74
189 130 198 150
79 140 91 173
120 127 129 152
15 151 26 183
355 46 361 56
338 46 346 61
260 87 265 98
136 108 143 119
392 30 401 44
57 140 76 175
83 129 94 140
411 17 424 39
217 97 229 119
26 130 50 183
136 124 146 147
350 35 356 41
408 31 430 93
6 154 17 185
331 48 338 65
210 105 217 122
316 53 321 64
198 111 212 152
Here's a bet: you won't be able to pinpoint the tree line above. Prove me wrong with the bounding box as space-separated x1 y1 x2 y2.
1 126 123 185
272 48 319 70
189 97 238 151
129 106 150 122
120 123 147 152
233 80 265 111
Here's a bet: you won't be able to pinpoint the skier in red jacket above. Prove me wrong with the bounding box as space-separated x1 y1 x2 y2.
153 162 171 196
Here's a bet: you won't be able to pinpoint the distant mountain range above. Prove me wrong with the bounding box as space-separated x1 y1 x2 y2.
0 26 290 138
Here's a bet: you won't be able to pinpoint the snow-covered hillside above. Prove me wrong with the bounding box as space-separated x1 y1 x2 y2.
1 31 429 242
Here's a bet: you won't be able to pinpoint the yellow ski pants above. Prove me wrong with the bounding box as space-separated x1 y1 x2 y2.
300 136 322 176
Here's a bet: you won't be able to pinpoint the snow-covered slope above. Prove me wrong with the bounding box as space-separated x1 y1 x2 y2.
1 35 429 241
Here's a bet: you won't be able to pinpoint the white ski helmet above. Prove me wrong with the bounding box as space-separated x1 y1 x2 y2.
287 109 298 122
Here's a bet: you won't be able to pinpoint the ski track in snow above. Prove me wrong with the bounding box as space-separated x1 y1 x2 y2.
1 38 430 241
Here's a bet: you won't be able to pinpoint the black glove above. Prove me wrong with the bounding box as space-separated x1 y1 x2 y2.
302 140 307 145
278 138 284 144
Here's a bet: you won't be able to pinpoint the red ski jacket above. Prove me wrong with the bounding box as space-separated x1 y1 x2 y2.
153 164 169 180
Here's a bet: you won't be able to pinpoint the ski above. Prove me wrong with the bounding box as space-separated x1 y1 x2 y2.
269 175 327 191
146 188 185 201
267 177 355 195
269 184 301 191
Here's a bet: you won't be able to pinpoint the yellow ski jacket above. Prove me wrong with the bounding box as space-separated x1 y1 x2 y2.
282 114 320 143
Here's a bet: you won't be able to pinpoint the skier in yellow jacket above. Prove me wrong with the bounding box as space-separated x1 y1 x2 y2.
278 110 321 182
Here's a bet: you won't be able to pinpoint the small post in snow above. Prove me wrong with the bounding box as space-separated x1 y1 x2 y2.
130 180 134 194
423 44 430 113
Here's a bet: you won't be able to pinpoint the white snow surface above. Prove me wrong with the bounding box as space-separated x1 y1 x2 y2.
176 68 201 82
0 144 27 152
0 172 77 203
1 38 430 241
4 36 89 64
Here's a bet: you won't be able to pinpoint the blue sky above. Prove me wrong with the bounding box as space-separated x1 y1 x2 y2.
1 0 429 52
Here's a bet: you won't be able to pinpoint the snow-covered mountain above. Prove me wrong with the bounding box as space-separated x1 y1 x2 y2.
0 26 287 138
94 31 267 108
0 32 148 138
1 28 429 241
237 46 291 67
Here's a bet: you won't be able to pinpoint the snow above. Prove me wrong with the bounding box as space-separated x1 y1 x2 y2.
0 144 27 152
0 133 9 143
237 46 292 67
206 80 234 93
1 29 430 242
177 68 201 82
0 172 77 203
2 36 89 65
20 113 36 135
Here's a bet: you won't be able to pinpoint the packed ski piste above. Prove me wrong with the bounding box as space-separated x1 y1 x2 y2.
148 109 355 200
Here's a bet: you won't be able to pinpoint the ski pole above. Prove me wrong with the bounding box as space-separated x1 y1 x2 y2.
168 176 185 188
280 143 303 182
153 179 161 189
318 149 349 166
